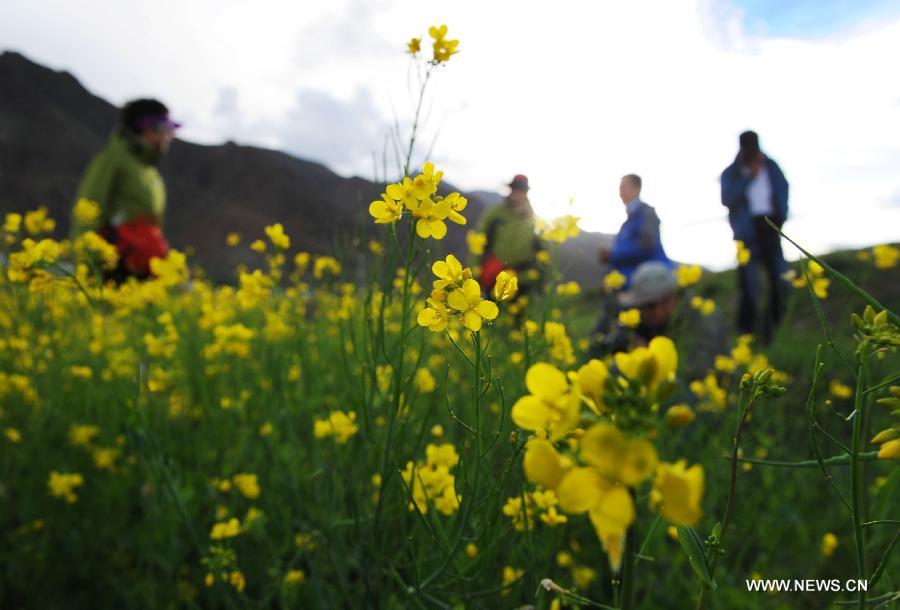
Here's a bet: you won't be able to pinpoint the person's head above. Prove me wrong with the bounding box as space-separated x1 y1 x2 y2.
737 130 762 166
507 174 532 213
620 262 678 328
619 174 642 205
119 98 180 155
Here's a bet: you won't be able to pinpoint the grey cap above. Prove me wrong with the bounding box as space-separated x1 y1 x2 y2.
619 262 677 308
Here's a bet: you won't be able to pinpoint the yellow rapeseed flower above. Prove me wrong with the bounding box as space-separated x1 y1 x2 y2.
650 461 704 525
447 279 499 331
829 379 853 400
264 223 291 249
877 438 900 460
428 25 459 62
415 368 436 393
313 411 359 444
618 308 641 328
873 244 899 269
821 533 838 558
284 569 306 585
493 270 518 302
614 336 678 391
676 264 703 287
232 473 261 499
406 37 421 56
72 198 102 227
69 424 100 448
48 470 84 503
511 363 580 440
466 231 486 256
665 404 696 428
603 270 627 292
736 241 751 265
369 193 403 224
3 212 22 233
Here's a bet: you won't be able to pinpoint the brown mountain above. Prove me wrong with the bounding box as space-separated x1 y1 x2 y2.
0 50 612 285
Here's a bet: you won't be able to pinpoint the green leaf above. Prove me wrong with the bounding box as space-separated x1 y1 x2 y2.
677 526 717 590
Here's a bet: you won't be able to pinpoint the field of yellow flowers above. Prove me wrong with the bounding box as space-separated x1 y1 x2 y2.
2 25 899 610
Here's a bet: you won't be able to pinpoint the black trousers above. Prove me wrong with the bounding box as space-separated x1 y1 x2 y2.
737 216 788 341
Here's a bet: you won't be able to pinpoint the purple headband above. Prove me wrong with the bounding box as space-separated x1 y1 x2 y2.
135 114 182 131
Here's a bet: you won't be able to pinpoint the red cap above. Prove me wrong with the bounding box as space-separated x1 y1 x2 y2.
508 174 530 190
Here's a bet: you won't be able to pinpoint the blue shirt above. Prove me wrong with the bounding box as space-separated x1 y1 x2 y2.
610 199 672 283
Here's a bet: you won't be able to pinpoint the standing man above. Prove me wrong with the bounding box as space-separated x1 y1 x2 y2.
72 98 179 281
476 174 542 293
720 130 789 340
601 174 671 283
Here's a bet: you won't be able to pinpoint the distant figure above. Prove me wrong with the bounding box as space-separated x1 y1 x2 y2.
73 98 179 281
720 130 789 340
588 261 725 381
600 174 671 284
477 174 542 293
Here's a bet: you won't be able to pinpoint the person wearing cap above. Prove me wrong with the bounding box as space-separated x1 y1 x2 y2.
72 98 179 281
720 130 789 339
587 261 725 382
600 174 672 284
476 174 542 293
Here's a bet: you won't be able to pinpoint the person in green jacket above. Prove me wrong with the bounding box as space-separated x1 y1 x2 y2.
73 98 178 280
476 174 542 294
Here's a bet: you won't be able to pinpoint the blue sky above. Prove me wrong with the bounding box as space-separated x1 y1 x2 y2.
733 0 900 37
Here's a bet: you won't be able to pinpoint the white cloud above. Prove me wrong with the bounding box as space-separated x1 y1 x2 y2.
1 0 897 268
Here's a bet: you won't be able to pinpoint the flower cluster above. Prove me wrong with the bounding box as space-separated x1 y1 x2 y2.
48 470 84 503
509 336 700 571
791 260 829 299
523 422 703 572
502 488 568 531
676 264 703 287
417 254 499 332
400 443 460 516
537 214 580 244
369 163 466 239
313 411 359 444
428 25 460 63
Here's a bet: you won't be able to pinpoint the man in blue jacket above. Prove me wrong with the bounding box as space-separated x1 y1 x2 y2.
720 130 789 340
602 174 672 283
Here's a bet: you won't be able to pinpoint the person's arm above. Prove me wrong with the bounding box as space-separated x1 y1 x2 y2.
720 165 751 210
73 151 117 234
767 159 789 221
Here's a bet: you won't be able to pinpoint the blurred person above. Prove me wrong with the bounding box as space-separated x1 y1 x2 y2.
587 261 725 382
72 98 179 282
476 174 542 294
600 174 671 284
720 130 789 341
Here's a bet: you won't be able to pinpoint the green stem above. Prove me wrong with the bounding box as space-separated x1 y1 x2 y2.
734 452 878 468
403 65 434 177
698 388 755 610
850 351 868 609
619 513 638 609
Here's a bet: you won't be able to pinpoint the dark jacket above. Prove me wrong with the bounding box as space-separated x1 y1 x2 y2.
720 156 788 242
609 200 671 282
